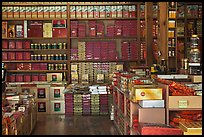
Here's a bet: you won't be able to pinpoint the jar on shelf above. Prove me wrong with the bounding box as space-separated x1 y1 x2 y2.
189 48 200 63
190 35 199 48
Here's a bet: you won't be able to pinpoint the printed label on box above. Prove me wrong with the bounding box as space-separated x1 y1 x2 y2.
26 6 31 18
111 6 117 18
31 6 38 18
82 6 88 18
7 6 14 18
94 6 99 18
49 6 55 18
61 6 67 18
117 6 123 18
44 6 50 18
38 6 44 18
2 7 8 18
54 103 61 111
37 88 46 98
88 6 94 18
52 74 57 81
55 6 61 18
76 6 82 18
38 102 46 112
16 25 23 38
99 6 105 18
106 6 111 18
70 6 76 18
20 7 26 18
54 89 60 98
13 6 20 18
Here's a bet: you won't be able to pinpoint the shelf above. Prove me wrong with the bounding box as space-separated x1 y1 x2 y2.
2 49 68 52
70 18 138 20
2 3 68 6
2 37 67 40
70 37 137 40
7 81 68 85
2 60 67 63
70 60 139 63
168 108 202 111
69 2 137 6
2 18 67 21
7 70 67 73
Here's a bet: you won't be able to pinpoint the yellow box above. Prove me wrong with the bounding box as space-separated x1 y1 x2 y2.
135 88 162 101
47 73 62 82
179 121 202 135
168 96 202 109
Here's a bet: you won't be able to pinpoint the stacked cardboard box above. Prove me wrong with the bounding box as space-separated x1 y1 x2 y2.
65 93 74 115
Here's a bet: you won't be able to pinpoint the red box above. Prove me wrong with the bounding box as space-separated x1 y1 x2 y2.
8 52 16 60
24 52 31 60
24 75 31 82
138 123 183 135
7 74 16 82
15 41 23 49
52 28 67 38
24 41 31 49
16 52 23 60
8 41 15 49
39 74 47 81
2 40 8 49
28 21 43 37
2 52 8 60
16 74 24 82
6 63 17 70
32 75 39 81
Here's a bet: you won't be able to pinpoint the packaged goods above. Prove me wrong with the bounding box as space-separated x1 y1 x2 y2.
2 22 8 38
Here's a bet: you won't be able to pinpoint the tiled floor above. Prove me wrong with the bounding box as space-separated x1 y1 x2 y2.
32 114 119 135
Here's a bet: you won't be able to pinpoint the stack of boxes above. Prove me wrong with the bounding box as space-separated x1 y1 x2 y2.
78 23 86 37
101 42 108 61
88 21 96 37
108 41 117 60
78 42 86 60
93 42 101 60
85 42 93 60
70 21 78 37
64 93 74 115
49 86 65 114
36 84 50 115
74 94 83 115
82 94 91 115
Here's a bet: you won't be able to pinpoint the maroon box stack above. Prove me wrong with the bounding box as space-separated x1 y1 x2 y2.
71 48 78 60
99 94 109 114
121 41 129 60
100 42 108 61
86 42 93 60
96 22 104 37
129 40 138 60
115 20 123 36
108 41 117 60
106 25 115 37
82 94 91 115
93 42 101 60
70 21 78 37
65 94 74 116
89 21 96 37
78 23 86 37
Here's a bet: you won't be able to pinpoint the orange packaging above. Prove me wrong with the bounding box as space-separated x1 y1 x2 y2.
55 6 61 18
31 6 38 18
135 88 162 101
38 6 44 18
19 7 26 18
25 6 32 18
7 6 14 18
49 6 56 18
13 6 20 18
2 7 8 18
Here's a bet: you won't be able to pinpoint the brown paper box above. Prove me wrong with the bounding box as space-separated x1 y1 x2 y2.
168 96 202 109
55 6 61 18
61 6 67 18
31 6 38 18
2 6 8 18
25 6 32 18
38 6 44 18
43 6 50 18
13 6 20 18
49 6 56 18
7 6 14 18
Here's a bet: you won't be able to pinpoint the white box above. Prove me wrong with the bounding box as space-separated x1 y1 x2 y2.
50 100 65 114
50 86 65 100
23 20 27 38
138 100 164 108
